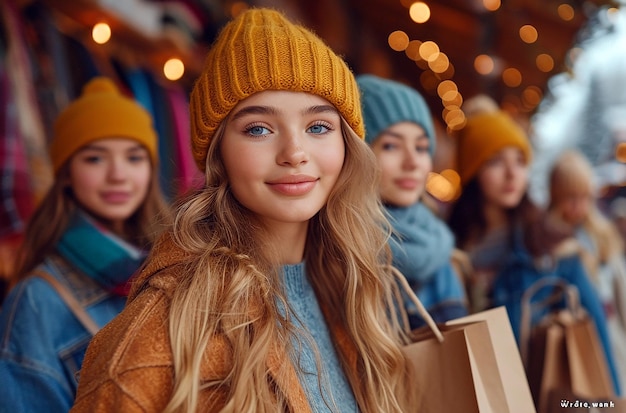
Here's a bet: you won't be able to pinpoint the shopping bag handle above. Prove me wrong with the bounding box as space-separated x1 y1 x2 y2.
519 276 584 364
388 266 444 343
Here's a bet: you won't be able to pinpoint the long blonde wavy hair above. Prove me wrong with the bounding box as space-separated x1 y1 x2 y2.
164 118 416 412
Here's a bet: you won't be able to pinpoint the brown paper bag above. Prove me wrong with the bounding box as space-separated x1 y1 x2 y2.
398 271 536 413
404 319 508 412
447 307 536 413
520 277 614 413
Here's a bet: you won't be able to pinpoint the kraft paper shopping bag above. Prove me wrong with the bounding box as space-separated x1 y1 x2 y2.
520 277 614 413
394 269 536 413
447 306 537 413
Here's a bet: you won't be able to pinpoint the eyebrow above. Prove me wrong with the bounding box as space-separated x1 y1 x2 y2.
381 130 429 140
79 143 146 152
304 105 339 116
230 104 339 121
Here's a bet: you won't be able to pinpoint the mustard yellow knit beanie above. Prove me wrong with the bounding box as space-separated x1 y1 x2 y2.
456 110 533 186
190 8 364 171
51 77 158 173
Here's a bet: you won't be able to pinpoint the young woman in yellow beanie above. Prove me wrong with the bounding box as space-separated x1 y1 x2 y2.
0 76 171 412
71 8 415 413
447 96 621 395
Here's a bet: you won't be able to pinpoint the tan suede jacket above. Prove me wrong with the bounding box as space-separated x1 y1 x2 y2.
70 235 359 412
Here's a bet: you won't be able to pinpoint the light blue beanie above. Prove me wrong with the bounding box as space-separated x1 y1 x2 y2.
357 74 435 154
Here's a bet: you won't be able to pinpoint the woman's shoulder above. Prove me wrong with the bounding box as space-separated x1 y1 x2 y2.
74 272 235 411
1 263 68 321
74 282 174 403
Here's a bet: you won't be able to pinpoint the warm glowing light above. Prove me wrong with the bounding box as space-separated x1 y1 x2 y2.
405 40 423 61
522 86 542 108
616 143 626 162
92 23 111 45
519 25 538 44
437 80 458 98
440 169 461 189
536 54 554 72
426 172 455 202
441 90 462 107
502 68 522 87
440 63 455 80
483 0 501 11
419 41 440 61
429 52 450 73
163 58 185 81
409 2 431 23
444 108 465 131
474 54 494 75
388 31 410 51
557 4 575 21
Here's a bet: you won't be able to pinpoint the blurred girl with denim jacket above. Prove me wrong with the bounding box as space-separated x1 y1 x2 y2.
0 77 171 412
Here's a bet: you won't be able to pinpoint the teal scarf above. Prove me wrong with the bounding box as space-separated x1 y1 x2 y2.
55 210 146 293
386 202 454 284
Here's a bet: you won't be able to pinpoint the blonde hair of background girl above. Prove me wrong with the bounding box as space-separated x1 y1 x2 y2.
158 117 415 412
548 149 624 278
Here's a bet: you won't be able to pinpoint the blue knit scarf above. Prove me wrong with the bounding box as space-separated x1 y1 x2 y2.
386 202 455 284
55 210 147 293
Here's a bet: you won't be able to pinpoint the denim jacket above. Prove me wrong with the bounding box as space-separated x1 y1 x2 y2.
0 254 126 413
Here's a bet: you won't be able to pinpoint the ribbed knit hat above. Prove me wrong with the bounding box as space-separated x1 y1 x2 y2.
357 74 435 154
456 110 533 186
190 8 364 171
51 77 158 173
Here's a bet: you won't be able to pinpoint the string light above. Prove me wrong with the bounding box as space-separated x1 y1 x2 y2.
92 23 111 45
482 0 501 12
474 54 495 75
519 25 538 44
419 41 439 61
388 31 410 51
557 4 575 21
163 58 185 81
536 54 554 72
409 2 431 24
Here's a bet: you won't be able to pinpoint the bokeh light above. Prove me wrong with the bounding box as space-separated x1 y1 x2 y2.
92 23 111 45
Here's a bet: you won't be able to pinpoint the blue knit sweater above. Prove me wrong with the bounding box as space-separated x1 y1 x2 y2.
282 263 359 413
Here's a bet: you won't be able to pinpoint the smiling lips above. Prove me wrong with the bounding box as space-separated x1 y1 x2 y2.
101 191 132 204
395 178 420 190
267 175 318 196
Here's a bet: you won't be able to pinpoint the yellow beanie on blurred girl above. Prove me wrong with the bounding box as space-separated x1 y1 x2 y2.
455 99 533 186
50 77 158 174
190 7 364 171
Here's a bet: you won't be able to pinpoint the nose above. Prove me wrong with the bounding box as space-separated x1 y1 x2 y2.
276 133 309 166
107 157 128 181
401 147 419 170
504 160 525 181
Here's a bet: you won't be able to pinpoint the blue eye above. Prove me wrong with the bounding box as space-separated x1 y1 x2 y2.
307 123 330 134
247 125 270 136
